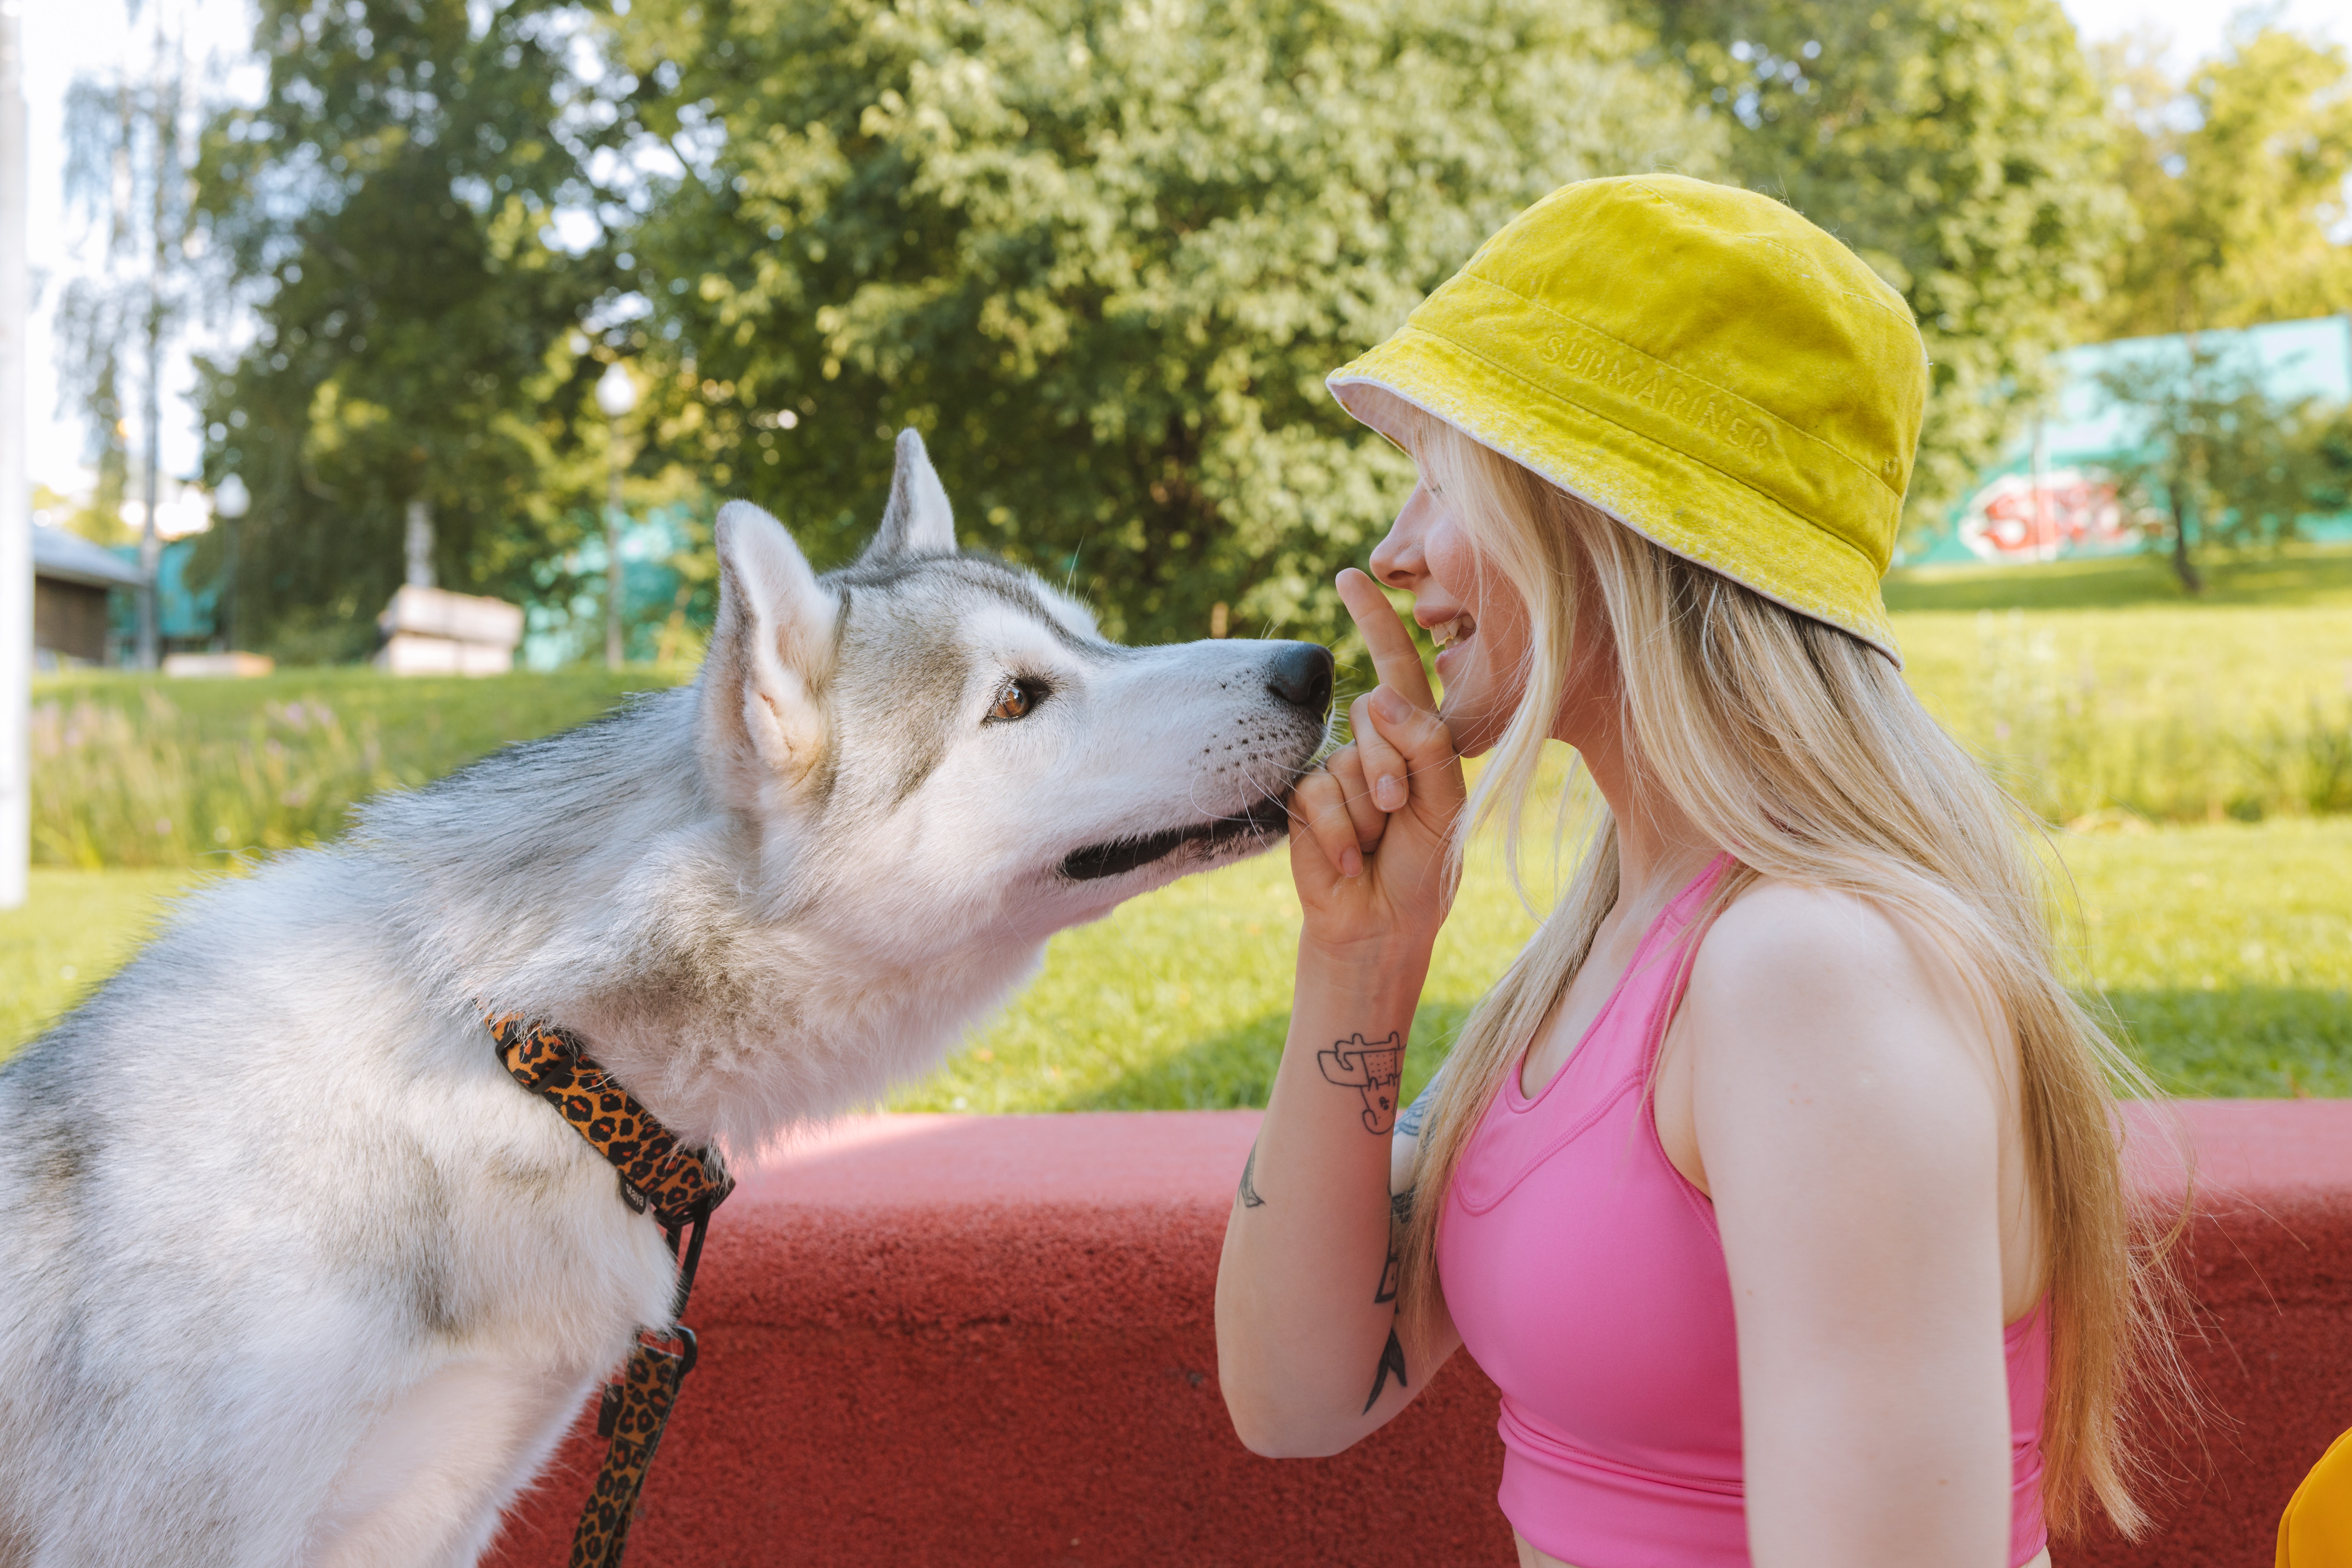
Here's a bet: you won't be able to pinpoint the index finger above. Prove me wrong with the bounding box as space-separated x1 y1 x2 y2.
1335 568 1437 712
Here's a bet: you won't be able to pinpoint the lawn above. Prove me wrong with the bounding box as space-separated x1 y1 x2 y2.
9 541 2348 1097
29 667 685 868
1882 541 2352 614
10 818 2347 1102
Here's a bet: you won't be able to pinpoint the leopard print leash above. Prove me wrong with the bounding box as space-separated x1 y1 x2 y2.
488 1013 735 1568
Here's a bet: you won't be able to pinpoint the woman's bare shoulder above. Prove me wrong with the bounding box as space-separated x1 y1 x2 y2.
1684 875 2003 1085
1696 877 1978 1000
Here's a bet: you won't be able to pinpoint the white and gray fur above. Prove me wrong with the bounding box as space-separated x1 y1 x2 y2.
0 430 1333 1567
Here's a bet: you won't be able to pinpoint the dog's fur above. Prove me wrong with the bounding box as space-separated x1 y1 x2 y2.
0 432 1331 1566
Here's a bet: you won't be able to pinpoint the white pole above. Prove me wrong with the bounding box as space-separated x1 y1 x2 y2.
0 0 28 910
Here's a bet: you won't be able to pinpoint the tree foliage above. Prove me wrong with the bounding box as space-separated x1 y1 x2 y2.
2097 344 2352 593
1644 0 2125 536
193 0 628 658
2088 25 2352 341
615 0 1722 643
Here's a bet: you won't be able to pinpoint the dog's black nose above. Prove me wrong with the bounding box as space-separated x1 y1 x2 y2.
1265 642 1336 717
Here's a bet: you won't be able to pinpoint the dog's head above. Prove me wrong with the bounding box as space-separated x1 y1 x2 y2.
696 430 1333 947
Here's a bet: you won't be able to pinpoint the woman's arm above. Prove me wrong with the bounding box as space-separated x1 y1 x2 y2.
1214 571 1467 1457
1678 883 2021 1568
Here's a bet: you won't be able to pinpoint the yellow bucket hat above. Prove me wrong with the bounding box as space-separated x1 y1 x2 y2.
1328 173 1926 663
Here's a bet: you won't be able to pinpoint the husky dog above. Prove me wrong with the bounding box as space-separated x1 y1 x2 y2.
0 430 1333 1566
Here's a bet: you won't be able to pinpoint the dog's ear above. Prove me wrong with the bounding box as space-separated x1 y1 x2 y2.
701 500 836 794
857 428 957 564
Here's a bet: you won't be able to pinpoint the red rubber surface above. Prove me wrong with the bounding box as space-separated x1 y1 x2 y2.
482 1103 2352 1567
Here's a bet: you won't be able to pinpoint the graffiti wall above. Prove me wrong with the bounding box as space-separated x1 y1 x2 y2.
1954 468 2134 564
1913 313 2352 568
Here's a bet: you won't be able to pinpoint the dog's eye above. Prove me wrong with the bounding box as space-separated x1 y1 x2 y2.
988 678 1043 723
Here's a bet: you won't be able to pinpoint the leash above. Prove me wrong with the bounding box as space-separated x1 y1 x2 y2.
488 1013 735 1568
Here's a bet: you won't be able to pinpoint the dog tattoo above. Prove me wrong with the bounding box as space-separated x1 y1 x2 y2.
1318 1031 1404 1134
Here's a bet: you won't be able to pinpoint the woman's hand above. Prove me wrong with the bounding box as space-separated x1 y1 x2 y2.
1288 568 1467 959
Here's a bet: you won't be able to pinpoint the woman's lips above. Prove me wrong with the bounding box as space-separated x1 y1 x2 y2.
1429 612 1477 650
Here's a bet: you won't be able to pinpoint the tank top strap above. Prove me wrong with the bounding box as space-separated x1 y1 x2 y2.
1589 853 1734 1086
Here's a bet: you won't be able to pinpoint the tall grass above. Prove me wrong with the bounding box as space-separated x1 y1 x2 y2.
29 669 678 868
1913 609 2352 825
32 693 393 868
27 582 2352 868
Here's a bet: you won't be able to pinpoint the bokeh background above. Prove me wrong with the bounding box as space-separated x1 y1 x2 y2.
7 0 2352 1112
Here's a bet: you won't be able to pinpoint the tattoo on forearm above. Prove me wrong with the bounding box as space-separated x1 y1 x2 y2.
1318 1031 1404 1134
1363 1327 1409 1413
1238 1139 1266 1209
1374 1189 1412 1305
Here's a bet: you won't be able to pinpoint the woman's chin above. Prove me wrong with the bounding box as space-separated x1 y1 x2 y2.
1436 697 1502 758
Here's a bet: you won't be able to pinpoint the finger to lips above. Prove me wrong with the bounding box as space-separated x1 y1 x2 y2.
1336 568 1439 713
1336 574 1462 792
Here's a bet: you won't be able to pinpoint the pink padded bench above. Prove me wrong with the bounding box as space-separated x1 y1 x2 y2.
484 1102 2352 1567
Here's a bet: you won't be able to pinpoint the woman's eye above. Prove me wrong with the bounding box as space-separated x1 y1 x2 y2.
989 679 1040 722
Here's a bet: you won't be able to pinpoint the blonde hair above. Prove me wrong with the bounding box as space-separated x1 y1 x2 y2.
1395 416 2188 1539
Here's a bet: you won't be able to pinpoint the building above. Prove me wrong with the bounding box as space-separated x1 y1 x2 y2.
30 523 143 667
1909 313 2352 567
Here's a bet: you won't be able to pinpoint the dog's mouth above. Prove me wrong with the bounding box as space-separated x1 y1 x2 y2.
1057 795 1290 882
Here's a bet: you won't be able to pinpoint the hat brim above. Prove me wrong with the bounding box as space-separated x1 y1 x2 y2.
1330 326 1902 666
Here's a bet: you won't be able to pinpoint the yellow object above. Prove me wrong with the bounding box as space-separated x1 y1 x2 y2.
1327 173 1927 663
2281 1426 2352 1566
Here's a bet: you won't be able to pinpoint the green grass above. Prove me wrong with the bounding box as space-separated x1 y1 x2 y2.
12 548 2351 1093
1883 541 2352 614
25 546 2352 870
2057 820 2352 1097
885 816 2352 1112
1879 545 2352 826
1889 604 2352 825
9 818 2345 1104
1 868 212 1048
30 667 685 867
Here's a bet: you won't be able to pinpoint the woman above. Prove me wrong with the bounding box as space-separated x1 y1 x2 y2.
1213 175 2176 1568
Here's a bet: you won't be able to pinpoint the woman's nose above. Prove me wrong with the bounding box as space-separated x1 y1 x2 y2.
1368 522 1421 589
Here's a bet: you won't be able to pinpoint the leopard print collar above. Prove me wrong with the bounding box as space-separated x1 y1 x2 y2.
486 1012 730 1566
485 1013 734 1228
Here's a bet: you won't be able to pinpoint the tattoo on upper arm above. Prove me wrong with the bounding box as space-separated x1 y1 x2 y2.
1318 1032 1404 1134
1238 1139 1266 1209
1390 1188 1414 1226
1363 1326 1409 1413
1394 1073 1441 1140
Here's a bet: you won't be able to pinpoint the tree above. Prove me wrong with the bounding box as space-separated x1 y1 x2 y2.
1643 0 2127 538
56 0 208 668
2096 343 2352 593
2088 24 2352 341
192 0 628 660
615 0 1722 644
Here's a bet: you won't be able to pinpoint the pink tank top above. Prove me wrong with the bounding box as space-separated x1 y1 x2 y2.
1435 860 2051 1567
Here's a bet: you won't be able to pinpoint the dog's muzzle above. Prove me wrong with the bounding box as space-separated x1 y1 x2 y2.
1056 794 1292 882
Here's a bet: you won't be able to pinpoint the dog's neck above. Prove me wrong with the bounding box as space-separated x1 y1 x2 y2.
360 685 1037 1153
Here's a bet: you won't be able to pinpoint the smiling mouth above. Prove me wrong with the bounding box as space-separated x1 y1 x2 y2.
1057 795 1291 882
1429 612 1478 650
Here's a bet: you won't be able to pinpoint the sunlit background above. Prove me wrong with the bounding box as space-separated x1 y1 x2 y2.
6 0 2352 1111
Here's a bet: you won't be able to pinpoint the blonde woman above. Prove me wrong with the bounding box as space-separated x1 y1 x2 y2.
1214 176 2175 1568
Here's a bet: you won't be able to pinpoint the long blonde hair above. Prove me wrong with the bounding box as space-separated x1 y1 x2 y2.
1395 416 2188 1539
